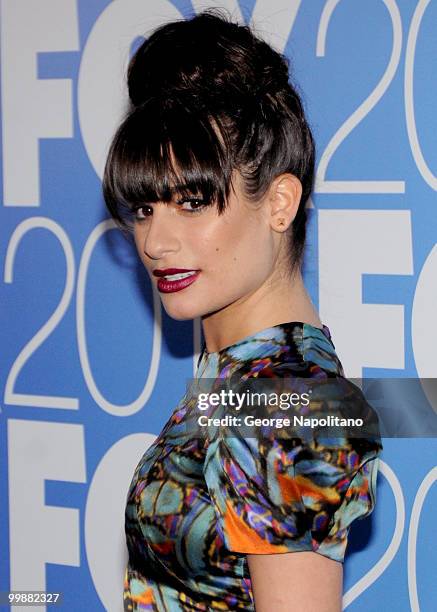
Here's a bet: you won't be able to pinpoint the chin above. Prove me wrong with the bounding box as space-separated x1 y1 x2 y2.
161 294 228 321
161 299 203 321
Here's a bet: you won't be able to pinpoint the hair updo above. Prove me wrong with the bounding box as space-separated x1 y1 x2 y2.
102 8 315 276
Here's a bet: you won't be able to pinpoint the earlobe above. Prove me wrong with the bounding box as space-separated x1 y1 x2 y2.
269 173 302 232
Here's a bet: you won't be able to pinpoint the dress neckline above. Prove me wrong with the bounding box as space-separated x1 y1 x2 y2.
198 320 332 360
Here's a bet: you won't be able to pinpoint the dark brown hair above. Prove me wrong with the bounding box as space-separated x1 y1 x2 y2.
102 8 315 276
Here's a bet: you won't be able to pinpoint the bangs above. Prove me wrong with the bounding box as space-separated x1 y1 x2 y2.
102 98 234 230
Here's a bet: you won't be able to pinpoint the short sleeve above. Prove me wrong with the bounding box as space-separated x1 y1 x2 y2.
203 432 381 563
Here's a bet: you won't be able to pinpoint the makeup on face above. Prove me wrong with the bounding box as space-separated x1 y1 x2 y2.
153 268 201 293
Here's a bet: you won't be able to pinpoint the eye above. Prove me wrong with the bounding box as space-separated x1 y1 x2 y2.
132 204 153 221
132 197 209 221
177 197 208 213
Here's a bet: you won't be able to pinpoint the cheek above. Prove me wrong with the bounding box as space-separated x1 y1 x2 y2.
133 228 152 274
205 219 270 277
133 234 141 256
133 226 143 251
200 227 238 269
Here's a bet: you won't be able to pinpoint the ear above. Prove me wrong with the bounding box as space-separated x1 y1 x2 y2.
267 174 302 233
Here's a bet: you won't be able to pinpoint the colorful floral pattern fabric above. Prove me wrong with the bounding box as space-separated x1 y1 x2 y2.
124 321 382 610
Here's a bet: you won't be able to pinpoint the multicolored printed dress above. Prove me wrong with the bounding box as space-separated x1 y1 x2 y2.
124 321 382 610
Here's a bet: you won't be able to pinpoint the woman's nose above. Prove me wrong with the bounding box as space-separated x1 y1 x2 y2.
142 206 180 260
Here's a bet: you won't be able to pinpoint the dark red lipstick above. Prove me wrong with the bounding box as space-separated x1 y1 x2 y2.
153 268 201 293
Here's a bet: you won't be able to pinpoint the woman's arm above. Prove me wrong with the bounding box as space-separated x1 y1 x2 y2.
247 550 342 612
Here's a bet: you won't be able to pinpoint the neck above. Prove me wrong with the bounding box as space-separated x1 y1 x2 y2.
201 267 322 353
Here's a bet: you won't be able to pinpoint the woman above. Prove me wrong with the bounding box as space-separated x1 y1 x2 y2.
103 9 382 611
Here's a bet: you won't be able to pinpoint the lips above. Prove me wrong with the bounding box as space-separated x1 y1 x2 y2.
153 268 197 278
153 268 201 293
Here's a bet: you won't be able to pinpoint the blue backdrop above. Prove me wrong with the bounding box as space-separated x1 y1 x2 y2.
2 0 437 610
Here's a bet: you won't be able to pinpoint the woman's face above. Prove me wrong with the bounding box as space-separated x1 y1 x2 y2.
133 171 284 321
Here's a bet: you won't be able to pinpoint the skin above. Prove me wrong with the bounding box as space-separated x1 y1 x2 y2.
133 170 323 350
133 168 342 611
247 550 342 612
